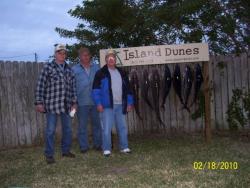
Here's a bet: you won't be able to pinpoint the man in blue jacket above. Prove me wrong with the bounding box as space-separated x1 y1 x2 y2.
92 49 133 156
72 47 102 153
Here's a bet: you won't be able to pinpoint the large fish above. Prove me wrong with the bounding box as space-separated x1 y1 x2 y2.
151 69 165 127
173 64 184 105
130 70 143 120
141 69 153 109
190 63 203 106
182 65 193 112
161 64 172 110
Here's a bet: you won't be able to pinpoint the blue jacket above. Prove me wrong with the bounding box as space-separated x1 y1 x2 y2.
72 62 100 106
92 65 133 114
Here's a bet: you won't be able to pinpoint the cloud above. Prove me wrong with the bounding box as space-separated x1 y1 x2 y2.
0 0 81 61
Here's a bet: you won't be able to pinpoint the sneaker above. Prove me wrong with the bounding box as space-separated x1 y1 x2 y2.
46 156 55 164
103 150 111 157
62 152 76 158
120 148 131 154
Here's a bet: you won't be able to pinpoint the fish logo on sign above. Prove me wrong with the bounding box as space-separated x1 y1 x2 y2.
115 51 123 66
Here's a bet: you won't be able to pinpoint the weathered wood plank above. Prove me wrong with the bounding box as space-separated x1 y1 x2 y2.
219 55 229 129
204 61 212 142
178 63 185 132
36 63 45 142
134 65 144 135
142 65 151 134
209 58 216 130
28 62 39 145
226 55 235 109
248 51 250 92
0 63 5 148
12 62 24 145
188 63 196 133
213 56 224 130
157 64 166 133
247 51 250 128
1 62 12 147
233 55 243 130
8 62 19 146
33 62 42 144
241 53 248 92
168 64 178 133
160 64 171 133
20 62 32 145
233 55 242 90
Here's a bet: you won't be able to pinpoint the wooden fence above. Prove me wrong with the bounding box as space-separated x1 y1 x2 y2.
0 52 249 149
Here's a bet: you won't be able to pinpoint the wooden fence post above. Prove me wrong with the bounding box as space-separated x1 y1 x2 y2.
203 61 212 143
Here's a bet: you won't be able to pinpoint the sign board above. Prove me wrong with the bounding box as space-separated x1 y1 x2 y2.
99 43 209 67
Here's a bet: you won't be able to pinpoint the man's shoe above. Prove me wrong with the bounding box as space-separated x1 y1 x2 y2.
120 148 131 154
46 156 55 164
80 149 88 154
62 152 76 158
93 146 102 151
103 150 111 157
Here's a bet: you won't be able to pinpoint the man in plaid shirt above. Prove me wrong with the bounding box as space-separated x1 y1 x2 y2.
35 44 77 164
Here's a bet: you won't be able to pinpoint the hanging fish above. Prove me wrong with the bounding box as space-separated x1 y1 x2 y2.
141 69 153 109
190 63 203 107
130 70 143 120
161 64 172 110
151 69 165 127
173 64 184 105
182 65 193 112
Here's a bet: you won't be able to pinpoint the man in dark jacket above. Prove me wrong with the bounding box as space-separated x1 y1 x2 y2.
35 44 77 164
92 49 133 156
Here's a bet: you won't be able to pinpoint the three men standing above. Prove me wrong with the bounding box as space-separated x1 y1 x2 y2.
35 44 77 164
35 45 133 163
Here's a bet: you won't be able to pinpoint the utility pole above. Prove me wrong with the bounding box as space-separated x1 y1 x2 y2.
34 53 38 62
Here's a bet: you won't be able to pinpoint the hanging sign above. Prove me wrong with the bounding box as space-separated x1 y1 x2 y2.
99 43 209 67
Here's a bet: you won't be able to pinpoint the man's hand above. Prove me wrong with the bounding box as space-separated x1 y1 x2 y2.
71 104 77 112
127 105 133 112
35 104 45 113
97 105 104 112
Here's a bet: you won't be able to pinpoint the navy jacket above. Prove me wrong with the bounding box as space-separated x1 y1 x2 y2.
92 65 133 114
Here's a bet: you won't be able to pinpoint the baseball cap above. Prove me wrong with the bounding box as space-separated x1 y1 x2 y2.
54 44 66 53
105 49 116 57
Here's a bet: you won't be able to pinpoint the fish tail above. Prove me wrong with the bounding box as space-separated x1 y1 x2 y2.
181 104 191 113
135 109 143 120
189 100 196 108
156 112 165 128
146 99 153 109
161 100 166 110
138 114 143 120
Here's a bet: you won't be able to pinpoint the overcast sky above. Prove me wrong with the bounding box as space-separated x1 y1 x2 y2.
0 0 82 62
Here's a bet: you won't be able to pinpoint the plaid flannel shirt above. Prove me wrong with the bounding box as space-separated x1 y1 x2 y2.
35 61 77 114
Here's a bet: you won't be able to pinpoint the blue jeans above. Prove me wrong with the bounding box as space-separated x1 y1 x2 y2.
45 113 72 157
100 104 129 151
77 105 102 150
